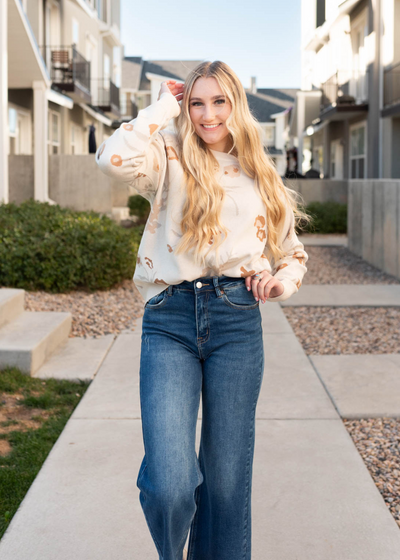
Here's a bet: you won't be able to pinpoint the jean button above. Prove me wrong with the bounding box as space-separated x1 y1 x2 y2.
196 281 202 288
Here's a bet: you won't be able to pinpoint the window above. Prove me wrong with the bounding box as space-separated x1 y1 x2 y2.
349 122 366 178
264 126 274 143
330 140 343 179
72 18 79 46
113 46 121 87
71 124 83 154
48 110 61 154
8 105 32 155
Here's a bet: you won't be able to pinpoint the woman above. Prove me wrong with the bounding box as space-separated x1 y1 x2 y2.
96 61 309 560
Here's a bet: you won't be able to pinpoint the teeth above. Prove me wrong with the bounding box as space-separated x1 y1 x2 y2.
203 124 220 129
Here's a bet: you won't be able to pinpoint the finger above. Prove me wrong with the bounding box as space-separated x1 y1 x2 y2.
257 273 273 302
250 275 261 300
245 276 251 291
263 278 277 300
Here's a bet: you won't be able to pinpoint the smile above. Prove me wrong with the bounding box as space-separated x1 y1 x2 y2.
201 124 221 130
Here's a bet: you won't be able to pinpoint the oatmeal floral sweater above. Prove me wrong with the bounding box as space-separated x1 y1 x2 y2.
96 91 308 306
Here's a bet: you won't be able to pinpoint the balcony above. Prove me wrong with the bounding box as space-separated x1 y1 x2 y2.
318 69 369 121
91 79 121 117
40 45 91 104
382 62 400 117
120 99 138 120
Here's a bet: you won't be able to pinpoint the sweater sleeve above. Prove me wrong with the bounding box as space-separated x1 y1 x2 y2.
95 91 181 202
265 200 308 303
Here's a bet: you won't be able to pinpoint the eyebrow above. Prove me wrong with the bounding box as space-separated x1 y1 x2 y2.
189 95 225 101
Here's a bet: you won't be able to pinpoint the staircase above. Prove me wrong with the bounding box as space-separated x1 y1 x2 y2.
0 288 115 381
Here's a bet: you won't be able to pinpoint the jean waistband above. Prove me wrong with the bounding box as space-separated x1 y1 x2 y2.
167 275 245 296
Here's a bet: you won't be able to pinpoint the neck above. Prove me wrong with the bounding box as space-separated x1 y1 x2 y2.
206 135 233 154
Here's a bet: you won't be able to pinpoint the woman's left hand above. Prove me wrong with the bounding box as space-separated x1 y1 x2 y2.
244 270 284 303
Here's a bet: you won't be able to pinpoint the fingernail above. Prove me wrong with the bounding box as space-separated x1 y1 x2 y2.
255 297 258 301
247 287 250 291
262 300 265 304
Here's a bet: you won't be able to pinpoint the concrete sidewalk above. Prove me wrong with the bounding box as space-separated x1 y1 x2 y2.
298 234 348 246
280 284 400 306
0 307 399 559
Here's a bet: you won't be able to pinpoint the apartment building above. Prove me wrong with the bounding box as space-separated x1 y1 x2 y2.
0 0 122 204
290 0 400 179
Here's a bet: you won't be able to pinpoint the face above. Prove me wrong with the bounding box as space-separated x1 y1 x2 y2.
189 76 232 153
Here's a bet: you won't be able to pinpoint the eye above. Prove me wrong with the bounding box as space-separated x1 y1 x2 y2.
215 99 225 104
190 102 202 107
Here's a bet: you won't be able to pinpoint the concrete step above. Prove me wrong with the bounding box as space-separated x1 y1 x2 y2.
33 334 116 382
0 288 25 329
281 284 400 306
0 311 72 375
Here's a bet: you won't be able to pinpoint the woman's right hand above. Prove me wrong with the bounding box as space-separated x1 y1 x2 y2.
158 80 184 102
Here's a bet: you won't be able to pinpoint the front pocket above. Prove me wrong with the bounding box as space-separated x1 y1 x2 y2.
145 289 168 309
222 283 260 310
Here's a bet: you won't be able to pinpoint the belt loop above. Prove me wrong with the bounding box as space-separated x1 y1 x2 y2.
167 285 173 296
212 276 224 298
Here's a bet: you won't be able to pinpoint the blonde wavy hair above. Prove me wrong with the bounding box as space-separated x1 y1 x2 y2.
172 60 310 271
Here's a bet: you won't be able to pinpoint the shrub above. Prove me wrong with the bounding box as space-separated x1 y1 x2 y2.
128 195 150 221
298 201 347 234
0 200 143 293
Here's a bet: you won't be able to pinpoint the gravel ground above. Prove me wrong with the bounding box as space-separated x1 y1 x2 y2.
283 306 400 354
302 246 400 285
283 245 400 355
344 417 400 529
23 279 144 338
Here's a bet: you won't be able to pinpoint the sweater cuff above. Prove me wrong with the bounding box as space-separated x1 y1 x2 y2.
266 278 297 303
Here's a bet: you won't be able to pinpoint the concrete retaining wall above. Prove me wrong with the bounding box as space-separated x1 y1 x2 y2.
49 155 113 214
348 180 400 279
283 179 348 205
9 155 34 204
7 155 134 215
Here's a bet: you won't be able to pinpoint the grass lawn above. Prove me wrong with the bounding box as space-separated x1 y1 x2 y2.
0 366 90 540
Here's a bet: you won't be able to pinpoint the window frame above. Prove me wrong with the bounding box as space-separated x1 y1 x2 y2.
349 120 367 179
48 109 61 155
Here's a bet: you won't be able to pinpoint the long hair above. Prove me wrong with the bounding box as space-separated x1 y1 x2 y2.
172 60 310 270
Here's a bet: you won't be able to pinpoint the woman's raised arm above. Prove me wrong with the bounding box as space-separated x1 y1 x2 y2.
95 81 183 202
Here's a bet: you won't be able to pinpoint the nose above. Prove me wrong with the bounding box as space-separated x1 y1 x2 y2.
202 103 217 121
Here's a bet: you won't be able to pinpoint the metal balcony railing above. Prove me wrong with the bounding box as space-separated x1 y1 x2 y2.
40 45 91 96
320 69 369 111
120 99 138 118
91 78 120 116
384 62 400 107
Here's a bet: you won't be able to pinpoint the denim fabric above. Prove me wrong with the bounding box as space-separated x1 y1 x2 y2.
137 275 265 560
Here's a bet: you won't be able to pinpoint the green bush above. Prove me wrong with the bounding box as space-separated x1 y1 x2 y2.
0 200 143 293
128 195 150 221
298 201 347 234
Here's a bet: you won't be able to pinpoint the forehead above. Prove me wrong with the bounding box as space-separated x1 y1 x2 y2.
190 76 224 99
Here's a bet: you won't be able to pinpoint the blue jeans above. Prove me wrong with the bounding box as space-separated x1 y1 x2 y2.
137 275 265 560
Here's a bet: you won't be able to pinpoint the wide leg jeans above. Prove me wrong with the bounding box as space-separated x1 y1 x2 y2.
137 275 265 560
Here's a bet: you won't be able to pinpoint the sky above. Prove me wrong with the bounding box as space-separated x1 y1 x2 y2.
120 0 302 90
